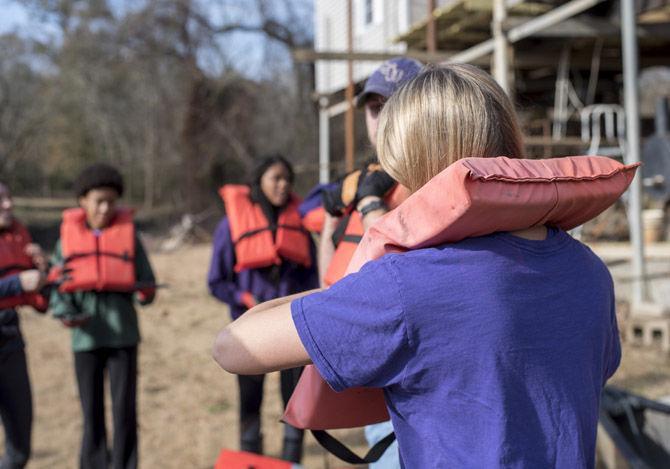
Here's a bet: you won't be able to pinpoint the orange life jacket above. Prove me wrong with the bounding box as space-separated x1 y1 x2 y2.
219 185 311 272
323 184 409 285
0 221 48 312
302 206 325 234
58 208 136 293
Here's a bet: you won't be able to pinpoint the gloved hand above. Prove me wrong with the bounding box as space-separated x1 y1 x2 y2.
136 288 156 305
321 169 362 217
321 164 395 216
355 164 395 201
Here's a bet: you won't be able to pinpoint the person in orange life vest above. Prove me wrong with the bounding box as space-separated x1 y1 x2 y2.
319 57 421 287
49 164 156 469
319 57 421 469
208 155 318 463
0 182 49 469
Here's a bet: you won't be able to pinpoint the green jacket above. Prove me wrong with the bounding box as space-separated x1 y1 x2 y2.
49 229 156 352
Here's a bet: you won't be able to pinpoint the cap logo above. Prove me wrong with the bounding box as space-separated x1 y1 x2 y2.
379 62 403 83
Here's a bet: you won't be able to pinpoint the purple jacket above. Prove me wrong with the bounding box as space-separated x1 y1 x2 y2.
207 217 318 319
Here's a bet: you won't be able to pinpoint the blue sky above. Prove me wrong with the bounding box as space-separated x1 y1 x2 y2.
0 1 30 33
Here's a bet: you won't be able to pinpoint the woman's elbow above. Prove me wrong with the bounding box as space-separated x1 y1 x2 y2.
212 327 238 373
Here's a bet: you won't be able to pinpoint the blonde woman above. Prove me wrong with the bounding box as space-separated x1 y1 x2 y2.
213 65 620 468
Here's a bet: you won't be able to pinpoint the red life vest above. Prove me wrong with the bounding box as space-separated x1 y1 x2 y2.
323 184 410 285
302 206 325 234
219 185 311 272
214 450 292 469
0 221 48 312
284 155 639 434
59 208 136 293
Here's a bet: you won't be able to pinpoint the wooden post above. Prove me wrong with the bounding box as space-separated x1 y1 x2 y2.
345 0 355 172
493 0 510 93
427 0 437 55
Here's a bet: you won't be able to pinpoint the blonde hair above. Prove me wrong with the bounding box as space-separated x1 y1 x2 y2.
377 64 525 192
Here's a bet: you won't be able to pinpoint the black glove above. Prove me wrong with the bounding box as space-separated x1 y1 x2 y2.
321 169 364 216
321 181 346 217
355 164 395 201
321 164 395 216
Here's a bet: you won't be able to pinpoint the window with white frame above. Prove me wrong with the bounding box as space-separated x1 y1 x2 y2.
357 0 383 30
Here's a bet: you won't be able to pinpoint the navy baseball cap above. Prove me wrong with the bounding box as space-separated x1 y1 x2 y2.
356 57 423 108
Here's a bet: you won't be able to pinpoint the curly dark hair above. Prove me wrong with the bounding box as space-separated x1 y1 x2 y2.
74 163 124 198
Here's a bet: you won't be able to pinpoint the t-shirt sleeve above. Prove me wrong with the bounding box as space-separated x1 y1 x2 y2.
291 256 411 391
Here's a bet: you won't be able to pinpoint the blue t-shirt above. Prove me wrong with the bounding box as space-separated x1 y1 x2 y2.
291 228 620 468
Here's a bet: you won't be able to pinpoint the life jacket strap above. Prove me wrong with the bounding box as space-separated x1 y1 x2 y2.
310 430 396 465
234 224 306 244
341 234 363 244
63 251 135 264
331 214 363 248
331 214 350 248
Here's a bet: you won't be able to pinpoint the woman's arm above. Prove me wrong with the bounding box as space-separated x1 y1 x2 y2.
212 288 321 375
208 218 248 306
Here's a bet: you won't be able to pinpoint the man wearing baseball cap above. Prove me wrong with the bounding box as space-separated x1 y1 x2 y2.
318 57 422 469
356 57 424 162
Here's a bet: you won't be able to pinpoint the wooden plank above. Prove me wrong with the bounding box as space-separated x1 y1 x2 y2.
504 15 620 36
639 5 670 23
293 48 455 64
397 0 553 46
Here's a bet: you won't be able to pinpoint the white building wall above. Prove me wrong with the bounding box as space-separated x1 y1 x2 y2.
315 0 413 96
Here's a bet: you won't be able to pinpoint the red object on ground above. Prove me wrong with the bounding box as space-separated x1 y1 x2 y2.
214 450 292 469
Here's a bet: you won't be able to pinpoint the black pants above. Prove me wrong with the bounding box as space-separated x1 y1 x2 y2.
0 348 32 469
238 367 304 463
74 346 137 469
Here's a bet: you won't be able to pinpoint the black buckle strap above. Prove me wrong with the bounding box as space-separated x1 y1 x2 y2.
331 214 349 248
311 430 396 465
63 251 134 264
331 213 364 249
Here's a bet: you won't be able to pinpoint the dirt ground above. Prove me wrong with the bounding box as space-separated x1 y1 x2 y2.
9 242 366 469
4 242 670 469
